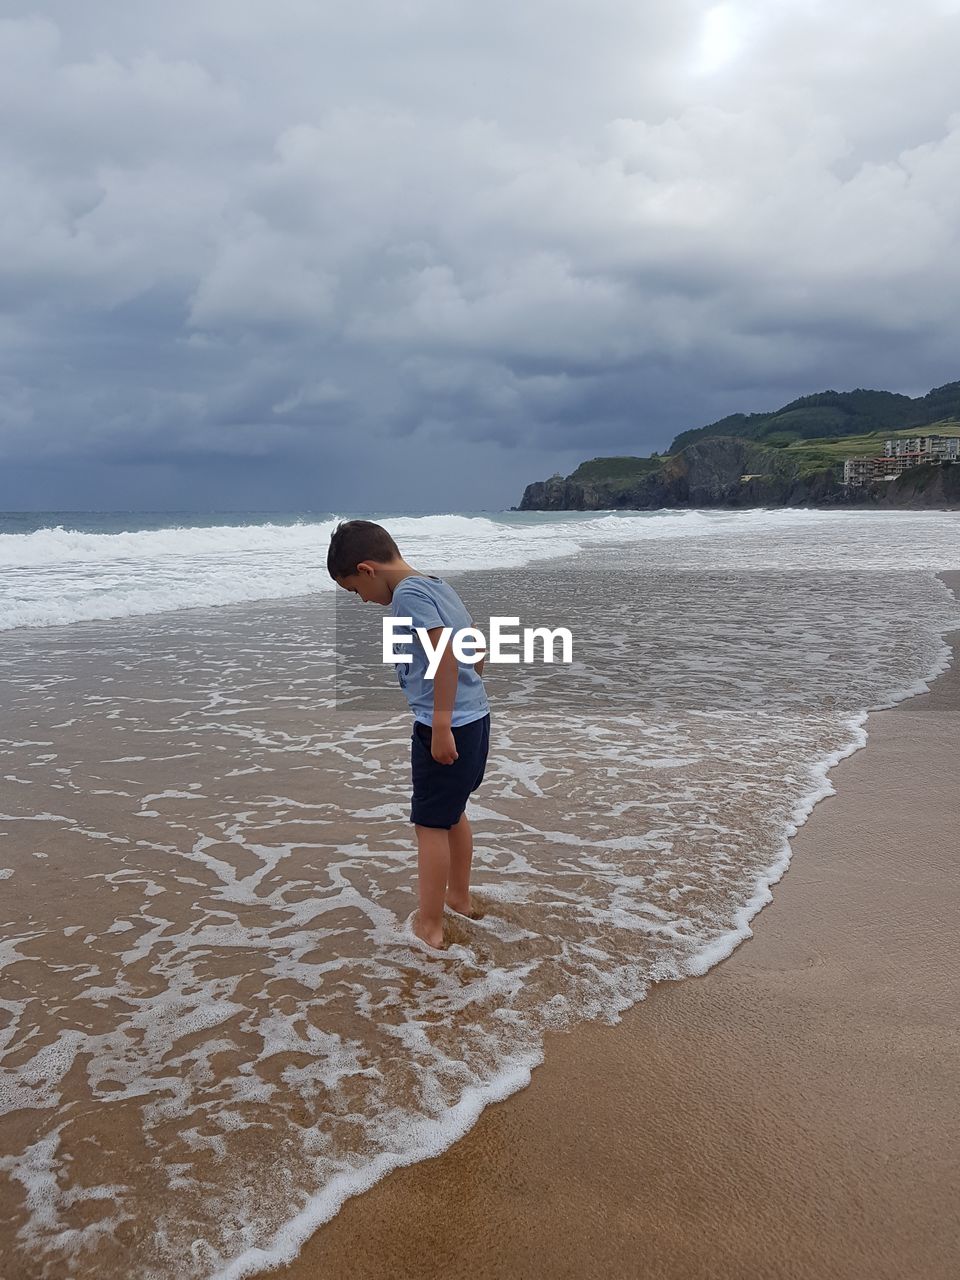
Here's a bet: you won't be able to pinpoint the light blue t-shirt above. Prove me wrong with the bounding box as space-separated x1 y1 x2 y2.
389 575 490 727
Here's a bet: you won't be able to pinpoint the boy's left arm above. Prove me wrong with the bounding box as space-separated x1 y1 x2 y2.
468 617 485 676
426 626 459 765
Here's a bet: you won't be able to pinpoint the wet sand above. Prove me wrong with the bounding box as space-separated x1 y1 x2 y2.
274 570 960 1280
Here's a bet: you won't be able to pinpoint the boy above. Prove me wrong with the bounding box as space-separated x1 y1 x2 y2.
327 519 490 952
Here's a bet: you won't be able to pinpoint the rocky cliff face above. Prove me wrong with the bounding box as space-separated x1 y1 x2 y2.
518 438 960 511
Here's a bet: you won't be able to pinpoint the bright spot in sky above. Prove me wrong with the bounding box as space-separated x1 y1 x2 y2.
694 3 745 74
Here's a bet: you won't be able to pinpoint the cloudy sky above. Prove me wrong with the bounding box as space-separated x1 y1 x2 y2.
2 1 959 512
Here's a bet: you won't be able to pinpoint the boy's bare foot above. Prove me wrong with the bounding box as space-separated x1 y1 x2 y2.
412 912 446 951
444 894 485 920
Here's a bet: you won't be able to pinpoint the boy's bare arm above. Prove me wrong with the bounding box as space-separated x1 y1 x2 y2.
426 627 459 764
468 618 485 676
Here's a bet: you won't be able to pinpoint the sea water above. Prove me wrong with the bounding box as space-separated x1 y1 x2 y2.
0 507 958 1277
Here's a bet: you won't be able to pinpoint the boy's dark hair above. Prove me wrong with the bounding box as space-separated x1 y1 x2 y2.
327 520 401 580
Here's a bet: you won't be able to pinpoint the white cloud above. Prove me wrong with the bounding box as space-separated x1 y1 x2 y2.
1 1 959 508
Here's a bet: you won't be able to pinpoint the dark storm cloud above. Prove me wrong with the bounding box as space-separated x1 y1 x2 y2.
1 1 960 510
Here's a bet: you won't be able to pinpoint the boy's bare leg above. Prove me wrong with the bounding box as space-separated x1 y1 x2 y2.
412 824 449 949
445 813 483 918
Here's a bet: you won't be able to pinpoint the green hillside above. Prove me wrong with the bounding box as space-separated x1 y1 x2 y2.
571 421 960 487
778 420 960 477
668 382 960 452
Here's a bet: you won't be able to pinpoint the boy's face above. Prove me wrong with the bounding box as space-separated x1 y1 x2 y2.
336 562 392 606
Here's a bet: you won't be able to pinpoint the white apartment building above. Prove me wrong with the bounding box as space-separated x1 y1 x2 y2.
883 434 960 460
843 456 877 486
845 433 960 486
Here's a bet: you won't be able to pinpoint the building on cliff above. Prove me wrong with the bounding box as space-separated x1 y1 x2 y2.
883 435 960 460
843 434 960 487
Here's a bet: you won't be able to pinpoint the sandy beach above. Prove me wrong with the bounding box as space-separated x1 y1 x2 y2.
273 569 960 1280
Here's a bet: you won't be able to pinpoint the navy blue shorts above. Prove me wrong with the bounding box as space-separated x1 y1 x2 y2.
410 713 490 829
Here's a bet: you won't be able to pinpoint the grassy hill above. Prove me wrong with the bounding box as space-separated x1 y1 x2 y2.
771 419 960 478
571 421 960 487
668 382 960 452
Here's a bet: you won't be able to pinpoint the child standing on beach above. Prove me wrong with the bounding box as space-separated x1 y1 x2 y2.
327 520 490 952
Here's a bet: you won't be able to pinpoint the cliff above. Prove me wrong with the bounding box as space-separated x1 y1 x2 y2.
518 438 960 511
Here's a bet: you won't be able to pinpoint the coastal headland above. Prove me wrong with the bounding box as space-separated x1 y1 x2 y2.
519 381 960 511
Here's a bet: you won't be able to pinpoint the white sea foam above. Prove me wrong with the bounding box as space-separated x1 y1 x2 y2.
3 507 960 632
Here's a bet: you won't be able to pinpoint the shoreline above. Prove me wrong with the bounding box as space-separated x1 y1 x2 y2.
265 569 960 1280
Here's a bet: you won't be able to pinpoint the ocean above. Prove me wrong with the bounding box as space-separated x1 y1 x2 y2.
1 507 959 1278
